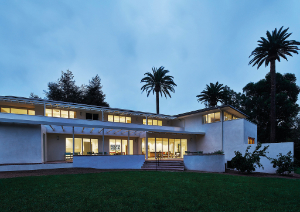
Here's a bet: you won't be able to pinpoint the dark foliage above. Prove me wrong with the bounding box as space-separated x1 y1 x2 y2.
141 66 176 114
231 143 270 174
83 75 109 107
196 82 226 107
249 26 300 144
271 151 296 175
44 70 109 106
242 73 300 143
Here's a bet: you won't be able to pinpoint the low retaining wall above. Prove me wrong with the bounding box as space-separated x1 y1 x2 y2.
184 154 225 172
0 163 73 172
73 155 145 169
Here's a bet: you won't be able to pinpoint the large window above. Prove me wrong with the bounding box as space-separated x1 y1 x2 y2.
0 107 35 115
66 138 98 155
109 139 133 155
46 109 76 119
147 138 187 159
248 137 255 144
224 112 238 121
108 115 131 123
203 112 221 124
143 119 162 126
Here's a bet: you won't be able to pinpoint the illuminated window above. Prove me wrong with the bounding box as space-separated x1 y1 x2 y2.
203 112 221 124
45 109 76 119
143 119 163 126
28 110 35 115
120 116 126 123
53 109 60 117
108 115 114 122
46 109 52 117
1 108 10 113
114 116 120 122
0 107 35 115
108 115 131 123
69 111 76 118
248 137 255 144
224 112 239 121
61 110 68 118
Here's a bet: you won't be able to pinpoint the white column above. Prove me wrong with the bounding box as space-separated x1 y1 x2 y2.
155 137 156 159
43 102 46 116
180 139 182 158
145 132 148 159
221 110 224 151
102 110 104 121
168 138 169 158
72 126 75 156
146 116 148 125
102 128 105 155
128 130 130 155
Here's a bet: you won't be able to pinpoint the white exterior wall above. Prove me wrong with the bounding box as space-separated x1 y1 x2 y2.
0 123 42 164
184 155 225 172
223 119 257 161
73 155 145 169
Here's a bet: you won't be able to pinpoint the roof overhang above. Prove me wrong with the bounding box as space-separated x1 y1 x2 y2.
176 105 248 119
0 113 205 135
0 96 177 120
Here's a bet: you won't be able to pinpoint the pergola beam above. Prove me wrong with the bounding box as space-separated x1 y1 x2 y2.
49 125 55 131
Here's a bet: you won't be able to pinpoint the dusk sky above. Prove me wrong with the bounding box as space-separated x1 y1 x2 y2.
0 1 299 115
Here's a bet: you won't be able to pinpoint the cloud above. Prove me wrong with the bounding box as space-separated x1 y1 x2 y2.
0 0 299 115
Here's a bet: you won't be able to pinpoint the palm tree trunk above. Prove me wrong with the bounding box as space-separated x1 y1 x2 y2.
270 60 276 143
156 91 159 114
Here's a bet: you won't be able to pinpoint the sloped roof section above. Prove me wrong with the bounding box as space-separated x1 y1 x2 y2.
175 105 248 118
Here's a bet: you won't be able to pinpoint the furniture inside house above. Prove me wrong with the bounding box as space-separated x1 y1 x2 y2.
65 152 73 160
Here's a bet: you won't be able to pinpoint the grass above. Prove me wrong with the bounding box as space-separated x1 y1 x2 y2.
1 171 300 212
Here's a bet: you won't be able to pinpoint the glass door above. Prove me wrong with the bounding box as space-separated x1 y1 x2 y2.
83 138 91 155
175 139 181 158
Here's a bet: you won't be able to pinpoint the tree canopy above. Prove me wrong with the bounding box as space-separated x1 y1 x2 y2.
196 82 225 107
141 66 177 114
248 26 300 144
224 73 300 143
44 70 109 107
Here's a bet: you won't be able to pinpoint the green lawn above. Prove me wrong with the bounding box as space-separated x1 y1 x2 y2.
1 171 300 211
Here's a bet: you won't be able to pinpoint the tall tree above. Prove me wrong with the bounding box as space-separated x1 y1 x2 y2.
141 66 177 114
242 73 300 143
45 70 82 103
249 26 300 143
83 75 109 107
196 82 225 107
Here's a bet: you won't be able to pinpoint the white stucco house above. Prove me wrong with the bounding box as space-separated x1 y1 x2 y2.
0 96 293 173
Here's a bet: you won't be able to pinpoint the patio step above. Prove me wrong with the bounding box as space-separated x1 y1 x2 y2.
141 160 185 171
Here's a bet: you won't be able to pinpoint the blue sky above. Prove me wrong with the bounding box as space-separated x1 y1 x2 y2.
0 0 299 115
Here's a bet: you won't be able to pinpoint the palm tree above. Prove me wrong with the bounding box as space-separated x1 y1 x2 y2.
196 82 225 107
141 66 177 114
249 26 300 143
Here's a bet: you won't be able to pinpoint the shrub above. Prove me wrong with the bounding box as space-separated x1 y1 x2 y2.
231 143 269 174
271 151 296 175
213 150 224 154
